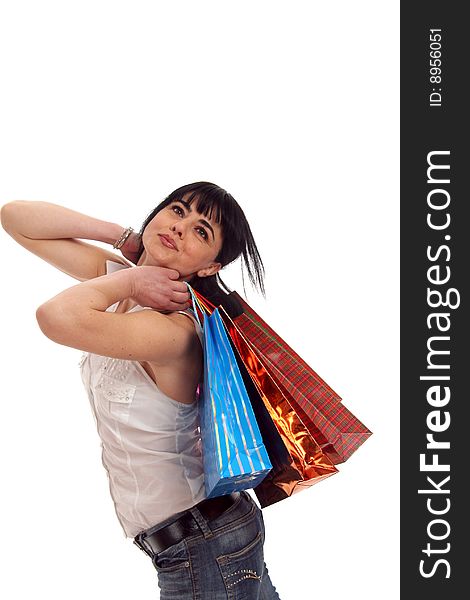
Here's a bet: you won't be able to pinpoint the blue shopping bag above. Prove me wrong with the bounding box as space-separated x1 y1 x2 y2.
187 285 272 498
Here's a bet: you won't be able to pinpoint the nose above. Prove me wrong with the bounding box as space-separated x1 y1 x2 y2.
170 219 185 238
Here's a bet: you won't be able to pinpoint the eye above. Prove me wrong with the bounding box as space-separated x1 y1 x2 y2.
171 204 184 216
196 226 208 240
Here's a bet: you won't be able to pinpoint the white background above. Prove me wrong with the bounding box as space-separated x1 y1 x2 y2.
0 1 399 599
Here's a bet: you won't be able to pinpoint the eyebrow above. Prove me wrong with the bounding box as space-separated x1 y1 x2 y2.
176 199 215 241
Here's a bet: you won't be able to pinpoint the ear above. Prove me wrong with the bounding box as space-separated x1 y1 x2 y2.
196 262 222 278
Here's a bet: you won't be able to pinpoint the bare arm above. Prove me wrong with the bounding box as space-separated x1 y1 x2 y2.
36 266 195 364
0 200 132 280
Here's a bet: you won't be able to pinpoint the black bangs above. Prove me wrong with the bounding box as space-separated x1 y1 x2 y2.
169 184 225 225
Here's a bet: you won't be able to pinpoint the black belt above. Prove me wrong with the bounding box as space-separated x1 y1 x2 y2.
133 492 240 557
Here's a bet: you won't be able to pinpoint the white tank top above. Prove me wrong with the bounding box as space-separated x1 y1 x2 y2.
79 260 206 538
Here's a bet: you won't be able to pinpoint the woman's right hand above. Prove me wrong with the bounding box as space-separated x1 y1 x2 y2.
130 265 191 312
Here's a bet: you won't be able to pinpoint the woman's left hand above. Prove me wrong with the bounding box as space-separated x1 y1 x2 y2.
119 231 142 264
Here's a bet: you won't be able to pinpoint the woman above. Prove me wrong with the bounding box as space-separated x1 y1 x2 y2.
1 182 281 599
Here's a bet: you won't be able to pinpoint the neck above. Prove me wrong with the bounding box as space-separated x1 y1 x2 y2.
137 249 195 284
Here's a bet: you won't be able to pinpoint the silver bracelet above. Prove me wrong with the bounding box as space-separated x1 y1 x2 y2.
113 226 134 250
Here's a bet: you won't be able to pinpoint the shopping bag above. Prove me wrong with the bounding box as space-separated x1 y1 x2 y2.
192 291 338 508
186 285 272 498
219 292 372 464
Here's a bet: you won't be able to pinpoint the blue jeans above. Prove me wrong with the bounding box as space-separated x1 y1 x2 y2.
141 490 281 599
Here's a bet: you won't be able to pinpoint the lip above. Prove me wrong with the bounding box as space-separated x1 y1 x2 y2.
158 234 178 251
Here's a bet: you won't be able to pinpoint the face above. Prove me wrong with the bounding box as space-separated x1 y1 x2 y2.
139 195 224 281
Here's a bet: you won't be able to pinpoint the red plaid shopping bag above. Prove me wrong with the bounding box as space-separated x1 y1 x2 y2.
219 292 372 464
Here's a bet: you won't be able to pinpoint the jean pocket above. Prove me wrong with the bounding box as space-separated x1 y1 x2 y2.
152 538 191 573
152 540 193 598
216 530 264 599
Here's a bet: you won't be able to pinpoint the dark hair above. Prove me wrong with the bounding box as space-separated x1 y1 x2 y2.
135 182 265 304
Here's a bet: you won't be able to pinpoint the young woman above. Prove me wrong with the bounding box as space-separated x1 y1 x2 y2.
1 182 281 599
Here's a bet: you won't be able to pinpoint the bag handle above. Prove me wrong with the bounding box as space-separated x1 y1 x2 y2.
185 283 210 327
194 290 216 313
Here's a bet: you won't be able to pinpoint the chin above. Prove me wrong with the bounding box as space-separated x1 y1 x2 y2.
139 246 165 267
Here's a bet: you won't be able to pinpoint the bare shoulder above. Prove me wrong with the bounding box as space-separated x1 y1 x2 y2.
139 309 202 366
143 311 203 404
159 310 202 350
165 310 201 331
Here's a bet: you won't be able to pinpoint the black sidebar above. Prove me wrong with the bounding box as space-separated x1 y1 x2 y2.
401 3 467 598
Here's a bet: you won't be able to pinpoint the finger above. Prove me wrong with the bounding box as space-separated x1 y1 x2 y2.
166 269 181 280
171 290 192 304
171 280 192 294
